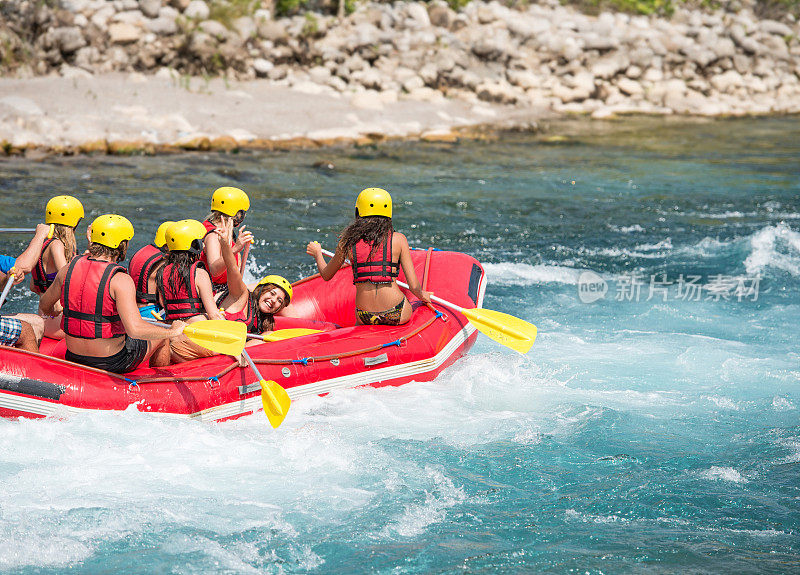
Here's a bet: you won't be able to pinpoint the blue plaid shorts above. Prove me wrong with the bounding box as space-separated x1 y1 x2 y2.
0 316 23 346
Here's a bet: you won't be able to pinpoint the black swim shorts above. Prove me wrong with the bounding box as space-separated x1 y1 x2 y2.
65 337 149 374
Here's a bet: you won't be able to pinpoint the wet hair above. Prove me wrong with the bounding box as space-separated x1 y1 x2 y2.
338 214 394 259
252 282 289 332
53 223 77 264
156 251 199 306
88 240 128 263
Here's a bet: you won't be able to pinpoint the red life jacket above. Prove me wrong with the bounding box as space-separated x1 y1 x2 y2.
128 244 164 305
223 293 259 333
61 255 126 339
31 237 57 294
351 232 399 284
198 219 239 287
157 261 206 320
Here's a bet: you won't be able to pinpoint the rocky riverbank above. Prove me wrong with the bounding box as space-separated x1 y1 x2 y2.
1 0 799 155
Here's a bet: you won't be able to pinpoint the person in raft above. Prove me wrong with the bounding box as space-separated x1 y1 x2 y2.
127 220 174 319
39 214 185 373
306 187 432 326
28 195 84 296
155 219 224 363
0 223 54 353
213 227 292 336
199 186 254 293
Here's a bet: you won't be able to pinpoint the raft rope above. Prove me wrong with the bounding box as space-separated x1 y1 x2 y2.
11 247 453 390
125 308 449 387
129 245 448 386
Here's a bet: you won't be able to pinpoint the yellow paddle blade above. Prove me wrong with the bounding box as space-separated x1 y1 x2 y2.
260 379 291 429
183 320 247 357
461 308 537 354
263 328 322 342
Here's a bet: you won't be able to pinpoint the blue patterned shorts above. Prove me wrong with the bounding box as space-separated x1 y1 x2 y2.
0 316 23 346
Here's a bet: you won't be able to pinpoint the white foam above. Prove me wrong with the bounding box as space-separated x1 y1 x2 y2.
679 236 735 257
576 237 674 259
483 262 584 285
744 223 800 277
383 467 467 538
700 466 748 483
607 223 645 233
772 396 795 411
705 395 742 411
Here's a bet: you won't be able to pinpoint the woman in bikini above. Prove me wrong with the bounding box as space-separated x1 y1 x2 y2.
306 187 431 326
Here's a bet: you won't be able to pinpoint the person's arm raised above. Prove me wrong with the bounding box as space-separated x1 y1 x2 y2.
202 231 225 281
195 267 224 321
395 233 432 303
12 223 52 284
306 240 345 281
112 273 185 339
217 228 248 301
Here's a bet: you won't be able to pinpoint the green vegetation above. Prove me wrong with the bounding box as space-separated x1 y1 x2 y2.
302 12 320 36
567 0 799 16
185 0 800 22
447 0 472 10
207 0 261 27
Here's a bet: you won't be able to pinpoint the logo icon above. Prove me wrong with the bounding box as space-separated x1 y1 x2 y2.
578 271 607 303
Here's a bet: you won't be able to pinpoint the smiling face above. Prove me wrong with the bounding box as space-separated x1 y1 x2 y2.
257 285 287 314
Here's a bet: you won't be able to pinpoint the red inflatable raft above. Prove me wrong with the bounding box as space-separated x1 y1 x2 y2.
0 249 485 422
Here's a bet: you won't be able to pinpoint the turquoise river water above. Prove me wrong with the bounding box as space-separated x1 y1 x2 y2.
0 117 798 573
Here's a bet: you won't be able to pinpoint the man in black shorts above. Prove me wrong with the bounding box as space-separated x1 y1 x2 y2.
40 214 185 373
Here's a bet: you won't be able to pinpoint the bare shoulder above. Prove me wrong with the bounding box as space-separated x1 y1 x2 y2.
194 266 211 282
204 231 220 246
392 231 409 247
110 269 135 294
45 238 64 251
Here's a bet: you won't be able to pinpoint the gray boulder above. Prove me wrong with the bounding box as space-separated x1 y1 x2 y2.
52 27 86 54
184 0 210 20
139 0 162 18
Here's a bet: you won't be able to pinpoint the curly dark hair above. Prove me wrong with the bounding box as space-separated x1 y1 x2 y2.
338 214 393 259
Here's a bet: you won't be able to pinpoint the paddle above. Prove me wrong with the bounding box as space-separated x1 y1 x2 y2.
0 275 13 309
0 225 56 309
248 328 322 342
148 318 247 357
319 247 537 354
241 350 291 429
146 318 291 427
0 226 55 234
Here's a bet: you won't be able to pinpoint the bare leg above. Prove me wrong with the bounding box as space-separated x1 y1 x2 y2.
41 314 65 339
148 339 173 368
15 321 39 353
12 313 44 342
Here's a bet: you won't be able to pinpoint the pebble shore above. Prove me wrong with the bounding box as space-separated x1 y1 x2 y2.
1 0 799 155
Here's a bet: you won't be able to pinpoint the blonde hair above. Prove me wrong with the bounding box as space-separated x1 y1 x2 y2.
205 211 232 226
53 223 77 264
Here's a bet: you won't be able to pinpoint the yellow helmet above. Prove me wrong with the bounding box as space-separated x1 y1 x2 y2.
45 195 84 227
355 187 392 218
153 220 175 249
257 274 293 304
90 214 134 249
165 219 208 253
211 186 250 217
